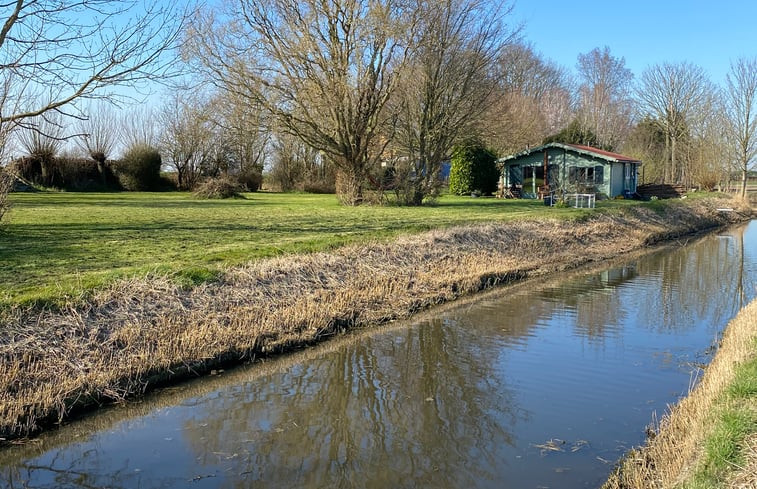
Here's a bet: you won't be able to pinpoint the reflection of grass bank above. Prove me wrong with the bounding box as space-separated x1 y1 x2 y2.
0 196 751 442
603 299 757 489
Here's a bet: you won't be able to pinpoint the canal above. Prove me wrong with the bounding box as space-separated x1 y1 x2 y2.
1 221 756 489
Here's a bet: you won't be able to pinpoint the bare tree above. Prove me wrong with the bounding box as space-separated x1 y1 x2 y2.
120 106 158 152
158 93 214 190
188 0 413 205
724 57 757 198
75 104 118 163
209 90 270 178
0 1 188 131
636 62 715 185
391 0 517 205
486 42 573 154
576 46 633 150
74 103 119 185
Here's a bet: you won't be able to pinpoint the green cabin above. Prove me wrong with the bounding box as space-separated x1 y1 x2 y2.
498 143 641 199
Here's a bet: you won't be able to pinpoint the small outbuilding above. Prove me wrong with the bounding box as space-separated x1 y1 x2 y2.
498 142 641 200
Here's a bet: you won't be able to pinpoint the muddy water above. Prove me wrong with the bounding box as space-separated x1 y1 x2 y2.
2 221 756 489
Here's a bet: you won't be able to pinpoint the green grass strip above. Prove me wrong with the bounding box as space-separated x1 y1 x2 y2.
682 345 757 488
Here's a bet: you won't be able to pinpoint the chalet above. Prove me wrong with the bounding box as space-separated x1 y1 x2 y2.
498 143 641 200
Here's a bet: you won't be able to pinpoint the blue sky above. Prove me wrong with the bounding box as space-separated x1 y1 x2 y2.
512 0 757 85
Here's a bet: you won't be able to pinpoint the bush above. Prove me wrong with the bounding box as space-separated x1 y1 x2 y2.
193 176 244 199
115 145 163 191
10 156 120 191
0 169 12 225
237 167 263 192
302 179 336 194
448 141 499 196
57 157 120 191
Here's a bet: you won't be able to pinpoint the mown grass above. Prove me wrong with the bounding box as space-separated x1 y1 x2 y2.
0 191 630 308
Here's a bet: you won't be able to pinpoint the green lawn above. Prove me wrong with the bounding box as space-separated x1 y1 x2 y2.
0 191 634 307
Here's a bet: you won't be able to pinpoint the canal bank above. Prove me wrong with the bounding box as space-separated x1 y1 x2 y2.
603 298 757 489
0 196 753 443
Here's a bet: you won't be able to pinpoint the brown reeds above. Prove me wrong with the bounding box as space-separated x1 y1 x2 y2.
0 197 751 442
603 298 757 489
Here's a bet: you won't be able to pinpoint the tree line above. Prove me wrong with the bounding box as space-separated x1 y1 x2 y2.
0 0 755 208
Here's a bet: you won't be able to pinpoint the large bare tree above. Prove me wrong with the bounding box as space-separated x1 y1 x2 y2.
390 0 517 205
636 62 714 185
486 42 572 154
0 1 188 130
576 46 633 150
724 57 757 198
189 0 413 205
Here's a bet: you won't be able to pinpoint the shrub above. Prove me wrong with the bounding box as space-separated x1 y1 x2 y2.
193 176 244 199
10 156 120 191
0 168 12 225
57 157 120 191
449 141 499 196
237 167 263 192
302 180 336 194
115 145 163 191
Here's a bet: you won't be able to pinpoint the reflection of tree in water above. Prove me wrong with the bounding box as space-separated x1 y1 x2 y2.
1 448 175 489
180 319 526 489
448 265 635 344
633 226 756 333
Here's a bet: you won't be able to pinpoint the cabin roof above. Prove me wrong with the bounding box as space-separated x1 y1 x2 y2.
498 142 641 165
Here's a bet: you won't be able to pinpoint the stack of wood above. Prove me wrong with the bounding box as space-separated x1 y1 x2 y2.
636 184 687 199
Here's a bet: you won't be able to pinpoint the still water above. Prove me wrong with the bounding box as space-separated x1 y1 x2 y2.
2 221 756 489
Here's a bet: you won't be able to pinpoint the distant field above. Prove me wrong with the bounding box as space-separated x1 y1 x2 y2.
0 191 635 307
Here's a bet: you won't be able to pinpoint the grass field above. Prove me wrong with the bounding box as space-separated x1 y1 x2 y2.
1 191 630 308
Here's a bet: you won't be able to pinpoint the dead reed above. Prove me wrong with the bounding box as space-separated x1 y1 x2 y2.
0 197 751 442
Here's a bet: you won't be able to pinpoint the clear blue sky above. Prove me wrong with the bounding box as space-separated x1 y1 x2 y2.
513 0 757 85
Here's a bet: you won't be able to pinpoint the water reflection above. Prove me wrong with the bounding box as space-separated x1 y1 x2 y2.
179 319 525 489
1 221 755 489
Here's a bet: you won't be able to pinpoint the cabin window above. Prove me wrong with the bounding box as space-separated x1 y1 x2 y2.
568 165 604 184
594 165 604 184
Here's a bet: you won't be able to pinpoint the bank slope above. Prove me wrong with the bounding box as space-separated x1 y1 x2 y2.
0 197 751 442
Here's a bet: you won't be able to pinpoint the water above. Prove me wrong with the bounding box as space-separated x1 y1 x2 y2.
2 221 756 489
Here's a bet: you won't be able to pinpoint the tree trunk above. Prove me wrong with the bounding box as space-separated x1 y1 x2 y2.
336 170 364 206
741 166 748 199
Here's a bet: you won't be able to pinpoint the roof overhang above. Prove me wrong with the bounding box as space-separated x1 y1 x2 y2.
497 142 642 165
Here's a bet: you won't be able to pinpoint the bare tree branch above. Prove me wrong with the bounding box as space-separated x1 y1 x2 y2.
724 57 757 198
0 0 190 128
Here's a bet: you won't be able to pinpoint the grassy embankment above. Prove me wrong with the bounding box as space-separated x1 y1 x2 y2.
0 191 752 443
603 298 757 489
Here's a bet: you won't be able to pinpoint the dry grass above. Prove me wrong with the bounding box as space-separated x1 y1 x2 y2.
603 297 757 489
0 196 751 442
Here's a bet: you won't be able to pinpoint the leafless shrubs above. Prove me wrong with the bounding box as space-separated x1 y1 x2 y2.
193 176 244 199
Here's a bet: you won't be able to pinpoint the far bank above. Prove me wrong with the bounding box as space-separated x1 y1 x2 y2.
0 195 753 443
